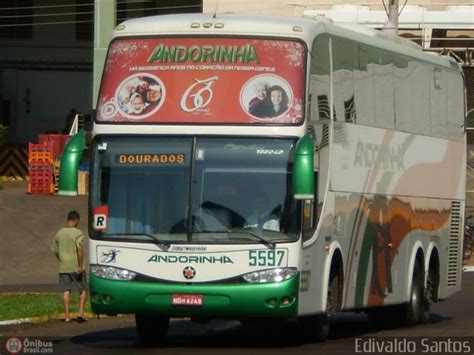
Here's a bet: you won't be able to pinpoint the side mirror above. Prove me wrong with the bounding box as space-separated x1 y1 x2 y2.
58 131 86 196
293 134 314 200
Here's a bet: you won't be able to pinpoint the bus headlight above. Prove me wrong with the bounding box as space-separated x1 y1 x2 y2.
242 268 297 283
90 265 137 281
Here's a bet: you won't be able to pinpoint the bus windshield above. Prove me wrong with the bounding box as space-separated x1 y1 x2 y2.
91 136 300 244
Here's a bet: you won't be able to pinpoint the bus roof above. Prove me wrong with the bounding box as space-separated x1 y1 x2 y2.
113 13 459 71
114 13 323 38
322 20 459 70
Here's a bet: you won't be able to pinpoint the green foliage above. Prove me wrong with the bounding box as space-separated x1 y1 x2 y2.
0 124 7 148
0 293 92 321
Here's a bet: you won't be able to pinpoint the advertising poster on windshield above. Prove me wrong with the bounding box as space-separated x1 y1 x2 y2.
96 37 305 125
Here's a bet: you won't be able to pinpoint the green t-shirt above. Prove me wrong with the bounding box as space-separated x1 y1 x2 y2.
51 227 85 273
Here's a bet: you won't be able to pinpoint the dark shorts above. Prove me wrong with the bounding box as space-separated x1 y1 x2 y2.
59 272 87 292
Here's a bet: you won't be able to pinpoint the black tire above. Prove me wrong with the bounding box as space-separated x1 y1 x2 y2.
135 314 169 345
368 262 429 328
299 269 340 342
402 262 423 326
299 314 329 342
419 266 433 324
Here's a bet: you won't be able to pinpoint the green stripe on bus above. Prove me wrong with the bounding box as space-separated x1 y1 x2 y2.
90 274 299 318
355 224 374 308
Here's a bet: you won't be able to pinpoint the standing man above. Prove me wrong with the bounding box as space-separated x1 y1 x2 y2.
51 210 87 323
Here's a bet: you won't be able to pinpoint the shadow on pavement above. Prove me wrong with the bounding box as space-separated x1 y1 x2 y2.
69 313 385 350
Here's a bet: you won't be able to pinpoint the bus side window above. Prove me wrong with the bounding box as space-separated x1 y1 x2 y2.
302 172 318 242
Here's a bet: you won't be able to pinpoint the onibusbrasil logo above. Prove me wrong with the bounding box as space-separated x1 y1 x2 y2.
5 337 22 354
5 337 53 354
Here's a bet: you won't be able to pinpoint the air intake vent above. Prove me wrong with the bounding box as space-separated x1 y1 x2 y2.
319 124 329 149
447 201 461 287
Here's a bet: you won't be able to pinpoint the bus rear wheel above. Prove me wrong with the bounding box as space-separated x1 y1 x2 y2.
135 314 169 344
402 262 423 326
418 264 433 324
368 262 428 328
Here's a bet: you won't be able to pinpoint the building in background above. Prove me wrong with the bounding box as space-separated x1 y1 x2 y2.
0 0 201 145
203 1 473 115
204 0 474 212
1 1 473 207
1 0 471 144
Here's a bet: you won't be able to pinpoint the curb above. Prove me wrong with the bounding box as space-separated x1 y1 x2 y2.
0 292 58 296
0 313 96 326
0 318 36 326
463 265 474 272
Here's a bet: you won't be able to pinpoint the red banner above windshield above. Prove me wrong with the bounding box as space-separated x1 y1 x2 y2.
96 37 305 125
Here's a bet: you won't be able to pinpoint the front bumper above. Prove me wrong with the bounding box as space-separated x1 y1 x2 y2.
90 273 299 318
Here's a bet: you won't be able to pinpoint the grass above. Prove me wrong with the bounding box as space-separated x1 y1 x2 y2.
0 293 92 321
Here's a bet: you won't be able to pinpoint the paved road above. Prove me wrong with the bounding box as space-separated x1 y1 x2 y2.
0 181 87 288
1 272 474 354
2 180 474 354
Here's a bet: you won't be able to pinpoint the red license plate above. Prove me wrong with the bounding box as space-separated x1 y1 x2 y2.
172 294 203 306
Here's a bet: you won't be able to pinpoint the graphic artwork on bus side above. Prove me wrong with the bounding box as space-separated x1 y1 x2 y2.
101 249 121 264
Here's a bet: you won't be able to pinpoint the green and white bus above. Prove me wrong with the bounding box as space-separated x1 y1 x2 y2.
88 13 466 342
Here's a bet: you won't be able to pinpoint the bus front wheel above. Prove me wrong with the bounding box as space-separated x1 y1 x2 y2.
135 314 169 344
299 313 329 342
299 268 340 342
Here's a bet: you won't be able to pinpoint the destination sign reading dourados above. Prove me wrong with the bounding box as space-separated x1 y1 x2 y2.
116 154 185 165
148 44 260 64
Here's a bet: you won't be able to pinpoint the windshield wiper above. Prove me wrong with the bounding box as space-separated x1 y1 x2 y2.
112 233 170 249
228 229 276 249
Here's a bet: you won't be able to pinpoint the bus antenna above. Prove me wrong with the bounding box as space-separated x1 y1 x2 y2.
213 0 219 18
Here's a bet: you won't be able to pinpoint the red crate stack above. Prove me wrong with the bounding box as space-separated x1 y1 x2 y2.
38 134 69 159
28 143 54 194
61 135 70 151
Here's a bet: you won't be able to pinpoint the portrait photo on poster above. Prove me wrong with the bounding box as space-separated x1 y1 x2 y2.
113 73 166 120
240 74 293 121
